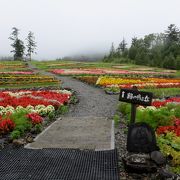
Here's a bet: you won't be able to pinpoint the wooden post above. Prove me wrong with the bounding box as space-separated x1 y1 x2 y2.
130 86 137 124
119 86 153 124
131 104 136 124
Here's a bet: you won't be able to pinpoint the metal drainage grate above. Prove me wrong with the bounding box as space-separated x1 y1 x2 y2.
0 148 119 180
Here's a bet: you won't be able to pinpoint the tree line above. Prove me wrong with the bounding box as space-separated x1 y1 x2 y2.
9 27 37 61
103 24 180 70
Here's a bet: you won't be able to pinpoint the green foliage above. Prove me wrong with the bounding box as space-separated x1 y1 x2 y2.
174 105 180 118
57 105 69 115
136 107 174 129
157 132 180 166
48 111 55 121
34 124 42 133
176 56 180 70
117 102 130 116
26 31 37 61
113 114 120 127
104 24 180 70
9 27 25 60
118 103 175 129
170 166 180 174
141 88 180 98
10 130 21 140
70 95 79 104
10 110 32 138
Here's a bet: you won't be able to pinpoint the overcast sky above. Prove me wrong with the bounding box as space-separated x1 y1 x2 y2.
0 0 180 60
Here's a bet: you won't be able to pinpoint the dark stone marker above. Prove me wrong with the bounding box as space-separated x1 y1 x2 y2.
127 123 159 153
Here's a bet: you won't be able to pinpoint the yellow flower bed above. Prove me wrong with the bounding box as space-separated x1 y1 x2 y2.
96 76 180 86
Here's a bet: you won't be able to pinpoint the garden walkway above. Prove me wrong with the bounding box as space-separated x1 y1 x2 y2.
25 66 119 150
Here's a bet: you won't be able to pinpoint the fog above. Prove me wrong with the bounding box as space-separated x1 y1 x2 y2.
0 0 180 60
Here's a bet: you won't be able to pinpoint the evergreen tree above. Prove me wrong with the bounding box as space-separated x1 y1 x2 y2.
176 56 180 70
26 31 37 61
163 53 176 69
119 38 127 53
9 27 25 60
165 24 180 44
109 42 115 58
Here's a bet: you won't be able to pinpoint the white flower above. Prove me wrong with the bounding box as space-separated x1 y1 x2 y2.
137 106 145 111
146 106 157 111
16 105 24 111
35 105 46 110
26 105 34 110
6 105 14 111
0 106 5 111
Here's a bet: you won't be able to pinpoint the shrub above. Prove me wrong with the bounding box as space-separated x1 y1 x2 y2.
57 105 69 115
113 114 120 127
10 130 21 140
34 124 43 134
10 110 32 137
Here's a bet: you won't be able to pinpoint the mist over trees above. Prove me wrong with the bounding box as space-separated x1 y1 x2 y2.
103 24 180 70
9 27 37 61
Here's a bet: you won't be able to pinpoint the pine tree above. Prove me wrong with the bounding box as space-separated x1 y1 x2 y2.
26 31 37 61
9 27 25 60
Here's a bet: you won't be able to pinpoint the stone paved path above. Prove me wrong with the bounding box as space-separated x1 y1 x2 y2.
26 63 119 150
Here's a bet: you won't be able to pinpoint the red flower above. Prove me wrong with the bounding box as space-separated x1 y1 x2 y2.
174 118 180 126
0 119 15 134
27 113 43 125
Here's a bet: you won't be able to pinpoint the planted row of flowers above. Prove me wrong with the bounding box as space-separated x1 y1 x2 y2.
96 77 180 89
51 68 172 76
0 71 34 75
0 90 71 108
118 99 180 173
0 89 72 140
0 74 60 87
0 61 32 72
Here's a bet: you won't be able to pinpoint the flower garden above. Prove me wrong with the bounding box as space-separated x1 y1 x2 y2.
34 60 180 174
0 60 179 174
0 61 60 89
0 89 72 141
0 61 72 145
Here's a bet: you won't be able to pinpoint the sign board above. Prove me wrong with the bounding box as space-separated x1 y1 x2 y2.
119 88 153 106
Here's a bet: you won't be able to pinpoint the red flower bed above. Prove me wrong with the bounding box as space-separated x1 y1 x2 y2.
27 113 43 125
0 90 71 108
152 97 180 107
156 118 180 136
0 119 15 134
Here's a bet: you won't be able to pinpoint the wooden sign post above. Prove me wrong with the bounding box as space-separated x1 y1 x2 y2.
119 87 153 124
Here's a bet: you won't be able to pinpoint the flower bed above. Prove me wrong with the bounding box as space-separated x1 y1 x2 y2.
0 61 32 72
0 89 72 141
51 68 172 76
96 77 180 89
0 90 71 108
0 71 34 74
0 74 60 88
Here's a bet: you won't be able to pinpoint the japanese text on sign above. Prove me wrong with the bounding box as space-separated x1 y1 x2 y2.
119 88 153 106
